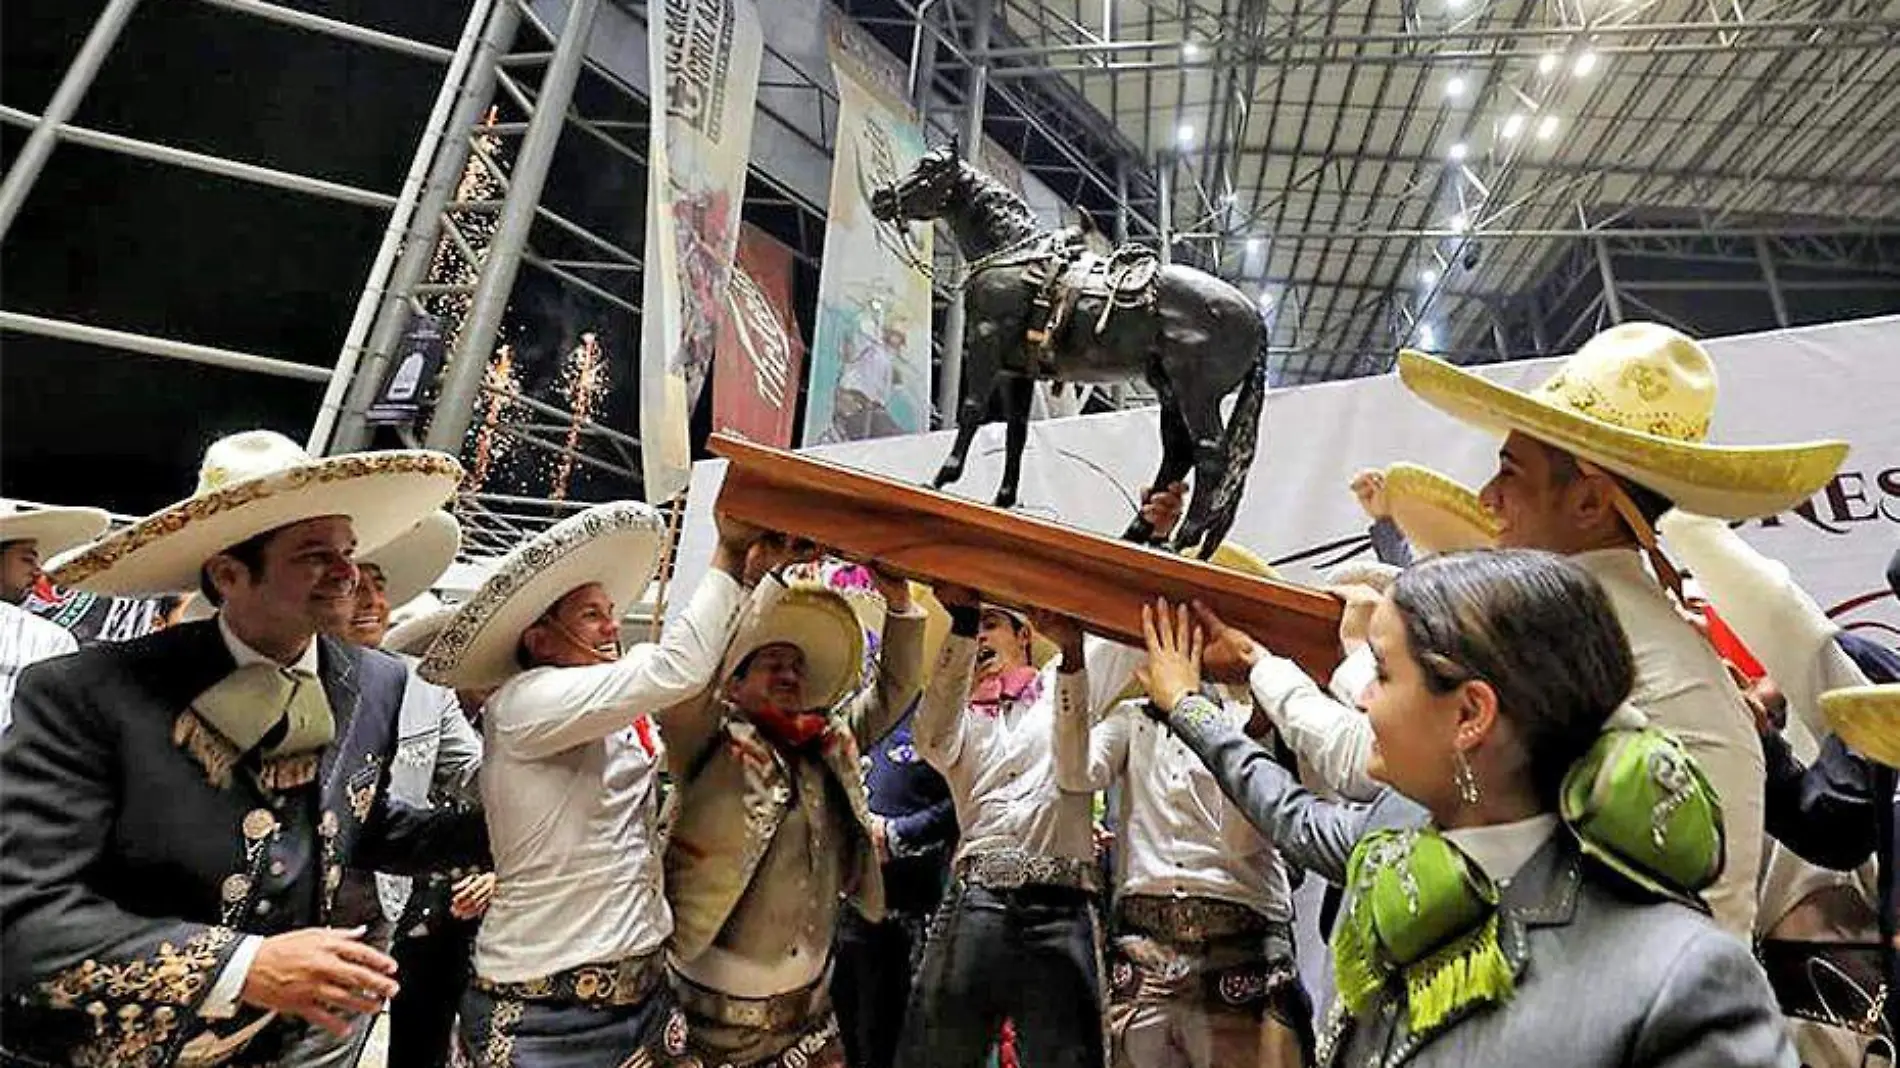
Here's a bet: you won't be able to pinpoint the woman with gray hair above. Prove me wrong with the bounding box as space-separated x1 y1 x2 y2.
1137 549 1794 1067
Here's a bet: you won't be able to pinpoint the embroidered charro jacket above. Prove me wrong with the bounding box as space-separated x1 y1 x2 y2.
1163 697 1795 1068
0 620 489 1068
662 604 927 965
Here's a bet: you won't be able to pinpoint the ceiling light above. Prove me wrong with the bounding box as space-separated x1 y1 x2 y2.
1574 50 1598 76
1538 52 1558 75
1246 236 1264 254
1537 115 1559 140
1448 142 1468 161
1448 212 1469 232
1223 190 1239 204
1182 41 1201 59
1420 267 1439 286
1501 113 1525 139
1258 289 1275 309
1176 123 1195 146
1445 76 1467 98
1419 325 1438 349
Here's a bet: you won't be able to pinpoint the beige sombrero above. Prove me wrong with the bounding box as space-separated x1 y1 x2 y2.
1819 684 1900 768
420 502 666 689
0 502 110 559
363 510 461 610
1383 462 1499 555
912 589 1062 669
723 582 867 712
384 602 456 658
1398 322 1847 519
48 431 461 596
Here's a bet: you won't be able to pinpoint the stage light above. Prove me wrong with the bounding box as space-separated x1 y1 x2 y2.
1539 52 1558 75
1419 325 1438 349
1183 41 1201 59
1445 76 1467 98
1448 142 1468 161
1258 289 1275 309
1448 212 1469 232
1537 115 1559 140
1246 236 1264 255
1574 50 1598 76
1177 123 1195 146
1420 267 1439 286
1501 113 1525 139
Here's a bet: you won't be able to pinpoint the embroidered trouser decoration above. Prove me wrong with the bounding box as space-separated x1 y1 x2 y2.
458 973 671 1068
654 969 844 1068
1105 933 1314 1068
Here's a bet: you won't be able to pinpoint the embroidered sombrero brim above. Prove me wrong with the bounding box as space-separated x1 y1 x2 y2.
48 452 461 596
363 510 461 610
1384 462 1499 555
0 506 111 560
723 583 867 712
384 603 457 658
1398 351 1847 520
419 502 665 690
1819 684 1900 768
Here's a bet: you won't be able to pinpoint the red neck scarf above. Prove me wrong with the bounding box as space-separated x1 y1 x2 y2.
748 703 832 750
969 665 1042 716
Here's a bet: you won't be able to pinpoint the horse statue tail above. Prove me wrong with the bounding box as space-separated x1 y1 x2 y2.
1188 323 1269 557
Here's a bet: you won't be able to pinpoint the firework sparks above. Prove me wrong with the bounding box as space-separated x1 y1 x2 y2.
465 344 522 494
550 332 609 500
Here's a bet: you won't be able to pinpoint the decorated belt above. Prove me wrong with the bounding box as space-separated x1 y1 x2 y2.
1758 938 1890 1037
1118 894 1274 945
474 950 663 1008
954 848 1099 893
668 965 832 1033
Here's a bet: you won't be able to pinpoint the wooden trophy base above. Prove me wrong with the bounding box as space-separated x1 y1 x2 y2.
710 434 1344 679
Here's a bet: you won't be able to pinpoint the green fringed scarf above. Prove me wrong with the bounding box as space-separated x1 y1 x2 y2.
1329 828 1516 1034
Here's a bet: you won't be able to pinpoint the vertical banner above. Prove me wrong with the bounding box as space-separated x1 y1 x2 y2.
712 223 806 447
640 0 764 501
803 15 934 446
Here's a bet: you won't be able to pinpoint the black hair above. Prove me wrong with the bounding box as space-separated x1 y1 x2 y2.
197 528 275 608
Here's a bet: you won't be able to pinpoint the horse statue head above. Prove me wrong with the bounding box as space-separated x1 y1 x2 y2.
870 137 962 224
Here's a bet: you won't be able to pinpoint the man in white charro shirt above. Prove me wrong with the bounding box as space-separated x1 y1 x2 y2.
1054 541 1314 1068
419 503 795 1067
0 501 107 723
899 585 1136 1068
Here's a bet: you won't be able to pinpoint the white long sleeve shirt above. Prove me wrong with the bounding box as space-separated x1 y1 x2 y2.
915 634 1138 865
474 569 748 983
1055 693 1293 922
0 602 76 731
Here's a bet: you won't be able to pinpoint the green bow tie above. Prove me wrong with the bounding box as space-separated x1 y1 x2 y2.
192 662 336 758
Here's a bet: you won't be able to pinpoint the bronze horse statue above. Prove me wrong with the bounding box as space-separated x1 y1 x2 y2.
871 142 1267 555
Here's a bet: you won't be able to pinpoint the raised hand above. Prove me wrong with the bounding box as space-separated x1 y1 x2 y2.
1349 469 1390 521
1135 599 1203 713
1138 482 1189 542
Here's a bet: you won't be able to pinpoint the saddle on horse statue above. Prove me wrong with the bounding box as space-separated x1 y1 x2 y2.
1018 235 1161 376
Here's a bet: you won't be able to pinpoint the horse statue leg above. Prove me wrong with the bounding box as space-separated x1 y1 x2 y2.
1122 393 1195 544
993 376 1035 509
931 320 1002 491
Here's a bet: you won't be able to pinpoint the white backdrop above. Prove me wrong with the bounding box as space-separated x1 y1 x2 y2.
673 315 1900 639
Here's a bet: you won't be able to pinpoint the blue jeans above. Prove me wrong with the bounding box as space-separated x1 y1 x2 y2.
899 883 1105 1068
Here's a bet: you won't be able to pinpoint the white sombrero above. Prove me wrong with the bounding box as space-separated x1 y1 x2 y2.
419 502 666 689
722 582 867 712
1398 322 1847 519
384 602 457 658
0 502 111 559
1819 684 1900 768
362 511 461 610
1383 462 1499 555
48 431 462 596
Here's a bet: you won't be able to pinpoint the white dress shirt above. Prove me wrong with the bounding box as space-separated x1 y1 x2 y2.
375 655 483 924
915 635 1137 864
201 615 322 1019
1056 694 1293 922
475 569 747 983
1443 814 1561 886
0 601 77 731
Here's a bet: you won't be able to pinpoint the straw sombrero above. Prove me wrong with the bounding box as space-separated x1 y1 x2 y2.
362 511 461 610
48 431 461 596
1383 463 1499 555
1819 685 1900 768
722 582 867 712
1398 323 1847 519
0 502 110 559
385 602 456 658
420 502 666 689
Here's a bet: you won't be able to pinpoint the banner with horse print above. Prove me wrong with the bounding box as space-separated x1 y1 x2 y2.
712 223 806 448
639 0 763 501
802 15 934 447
